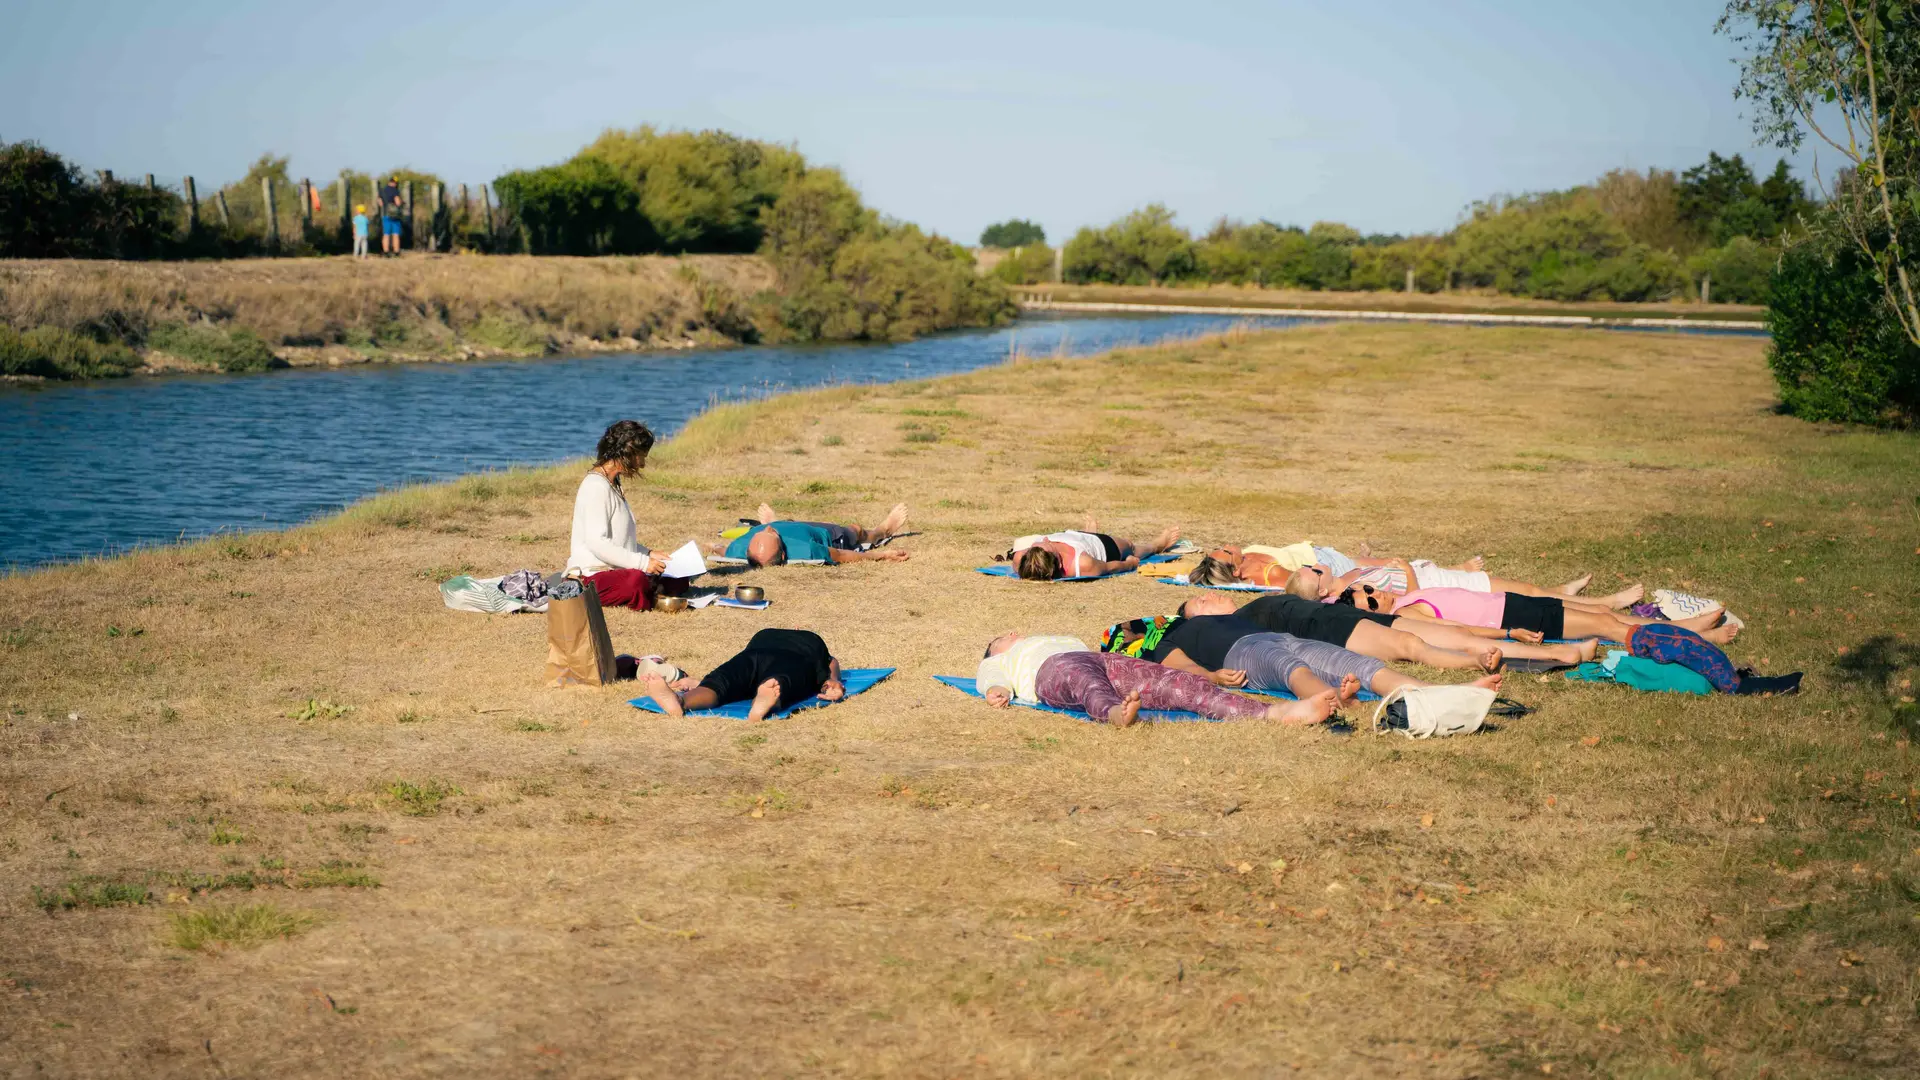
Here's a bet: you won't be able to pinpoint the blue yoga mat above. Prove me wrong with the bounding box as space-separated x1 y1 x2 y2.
1153 576 1284 592
630 667 895 720
976 551 1183 582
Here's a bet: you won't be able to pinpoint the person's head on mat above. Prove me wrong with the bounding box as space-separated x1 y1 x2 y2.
982 630 1023 658
1336 583 1394 612
746 528 788 568
1177 593 1237 618
1016 547 1063 580
1285 566 1331 600
1188 553 1242 586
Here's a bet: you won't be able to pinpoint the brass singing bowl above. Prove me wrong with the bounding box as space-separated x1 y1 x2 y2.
733 585 765 603
652 595 690 613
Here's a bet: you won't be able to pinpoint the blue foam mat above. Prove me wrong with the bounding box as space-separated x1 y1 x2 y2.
976 551 1182 582
631 667 894 720
1153 576 1285 592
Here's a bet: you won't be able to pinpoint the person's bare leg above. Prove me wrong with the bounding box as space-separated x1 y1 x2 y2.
1491 576 1641 608
1453 555 1486 572
1265 690 1336 725
1131 525 1181 557
1563 591 1654 614
1395 619 1589 665
743 678 783 722
1347 621 1498 672
1565 609 1737 645
1107 690 1141 729
642 674 685 717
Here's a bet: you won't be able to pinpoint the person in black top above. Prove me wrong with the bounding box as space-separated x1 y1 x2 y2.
641 628 844 721
1106 611 1502 705
378 177 403 255
1183 591 1594 669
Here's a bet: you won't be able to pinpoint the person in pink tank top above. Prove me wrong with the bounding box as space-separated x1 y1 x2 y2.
1393 587 1506 627
1343 583 1740 645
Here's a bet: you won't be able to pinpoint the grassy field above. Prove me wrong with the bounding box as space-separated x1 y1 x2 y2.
2 323 1916 1077
0 254 773 373
1017 282 1767 323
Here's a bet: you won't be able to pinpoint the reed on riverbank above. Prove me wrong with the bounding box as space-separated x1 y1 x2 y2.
2 323 1913 1075
0 254 775 375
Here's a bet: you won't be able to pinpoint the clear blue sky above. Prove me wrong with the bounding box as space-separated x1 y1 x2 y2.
0 0 1808 242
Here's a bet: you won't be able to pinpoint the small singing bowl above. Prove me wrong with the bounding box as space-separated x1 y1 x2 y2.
733 585 765 603
652 595 690 614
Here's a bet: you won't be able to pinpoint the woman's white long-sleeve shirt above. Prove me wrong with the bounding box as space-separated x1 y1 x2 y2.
566 471 650 575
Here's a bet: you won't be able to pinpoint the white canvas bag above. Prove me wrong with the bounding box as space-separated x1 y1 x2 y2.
1369 684 1495 739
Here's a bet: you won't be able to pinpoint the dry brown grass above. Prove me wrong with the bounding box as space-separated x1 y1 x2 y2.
1020 281 1767 321
2 323 1917 1077
0 254 775 368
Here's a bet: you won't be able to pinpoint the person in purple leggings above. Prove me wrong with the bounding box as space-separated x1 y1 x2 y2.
975 632 1337 727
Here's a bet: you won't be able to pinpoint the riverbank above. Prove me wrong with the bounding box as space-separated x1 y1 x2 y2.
0 254 776 379
1017 281 1768 323
2 323 1914 1075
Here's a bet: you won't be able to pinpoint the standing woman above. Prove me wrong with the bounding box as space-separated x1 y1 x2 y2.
566 420 667 609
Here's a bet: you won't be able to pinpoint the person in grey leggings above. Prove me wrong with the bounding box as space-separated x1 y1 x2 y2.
1109 613 1502 705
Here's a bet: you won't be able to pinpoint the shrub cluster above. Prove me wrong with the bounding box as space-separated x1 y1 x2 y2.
1766 219 1920 427
1 141 181 259
0 324 143 378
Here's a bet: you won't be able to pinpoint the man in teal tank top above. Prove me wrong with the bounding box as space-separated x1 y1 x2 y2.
723 502 912 567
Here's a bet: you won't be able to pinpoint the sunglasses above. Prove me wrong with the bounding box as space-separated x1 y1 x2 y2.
1351 584 1387 611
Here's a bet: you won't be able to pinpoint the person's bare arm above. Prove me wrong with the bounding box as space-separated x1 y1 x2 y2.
1159 648 1248 688
828 547 910 564
1077 554 1140 578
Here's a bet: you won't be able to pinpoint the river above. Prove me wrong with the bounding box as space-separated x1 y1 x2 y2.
0 312 1318 570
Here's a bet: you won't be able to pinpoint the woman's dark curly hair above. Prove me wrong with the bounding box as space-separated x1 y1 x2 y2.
595 420 655 474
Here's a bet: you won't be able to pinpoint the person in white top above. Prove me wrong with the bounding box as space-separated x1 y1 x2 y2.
997 517 1182 580
567 420 669 610
973 631 1328 726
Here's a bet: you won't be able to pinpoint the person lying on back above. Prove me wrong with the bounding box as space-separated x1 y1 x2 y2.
998 517 1181 580
1179 591 1597 670
723 502 911 567
1192 543 1640 608
639 628 844 722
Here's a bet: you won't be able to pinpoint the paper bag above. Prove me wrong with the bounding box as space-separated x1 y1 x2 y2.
545 578 617 687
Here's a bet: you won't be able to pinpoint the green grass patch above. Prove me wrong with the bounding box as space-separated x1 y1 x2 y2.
32 876 152 912
461 312 550 354
0 324 143 379
288 699 353 721
148 322 284 373
166 902 317 951
295 860 379 889
386 779 461 816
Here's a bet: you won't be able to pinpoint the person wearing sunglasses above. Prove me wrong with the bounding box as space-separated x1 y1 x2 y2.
1349 584 1740 645
1195 544 1642 610
1173 591 1598 670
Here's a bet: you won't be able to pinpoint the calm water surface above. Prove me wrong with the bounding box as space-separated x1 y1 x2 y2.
0 313 1309 569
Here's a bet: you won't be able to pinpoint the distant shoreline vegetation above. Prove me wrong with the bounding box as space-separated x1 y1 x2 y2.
0 129 1013 379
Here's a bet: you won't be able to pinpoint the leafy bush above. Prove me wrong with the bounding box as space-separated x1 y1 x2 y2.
0 140 182 258
0 324 143 379
148 323 284 372
1688 237 1777 305
1063 204 1197 285
1767 234 1920 426
980 219 1045 247
987 244 1054 284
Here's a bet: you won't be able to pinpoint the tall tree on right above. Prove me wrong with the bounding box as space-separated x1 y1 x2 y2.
1720 0 1920 342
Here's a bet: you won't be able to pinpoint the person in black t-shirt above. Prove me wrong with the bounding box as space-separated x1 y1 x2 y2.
641 628 844 721
378 177 403 255
1108 612 1502 706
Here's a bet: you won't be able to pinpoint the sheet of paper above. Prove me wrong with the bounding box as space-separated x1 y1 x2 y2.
661 541 707 579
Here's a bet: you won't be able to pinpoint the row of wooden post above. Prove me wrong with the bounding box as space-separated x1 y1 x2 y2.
100 169 497 253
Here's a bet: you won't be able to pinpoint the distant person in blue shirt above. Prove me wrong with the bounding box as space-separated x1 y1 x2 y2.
351 204 369 259
723 502 911 567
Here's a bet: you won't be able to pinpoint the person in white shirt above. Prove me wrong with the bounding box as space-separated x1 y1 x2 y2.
567 420 669 609
997 518 1181 580
974 632 1332 727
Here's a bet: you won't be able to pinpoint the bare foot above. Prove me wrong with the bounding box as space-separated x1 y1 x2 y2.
1457 555 1487 573
874 502 908 540
744 678 783 722
1471 673 1504 692
1336 673 1362 706
1596 583 1644 608
1574 638 1600 663
1081 513 1100 532
1702 623 1741 646
1271 689 1338 726
1149 525 1182 555
642 674 683 717
1356 539 1374 557
1675 607 1726 633
1478 646 1504 673
1107 690 1142 728
756 503 777 525
1558 572 1592 596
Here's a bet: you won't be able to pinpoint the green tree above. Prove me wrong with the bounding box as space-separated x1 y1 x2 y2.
1721 0 1920 342
1063 204 1196 285
979 219 1045 247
